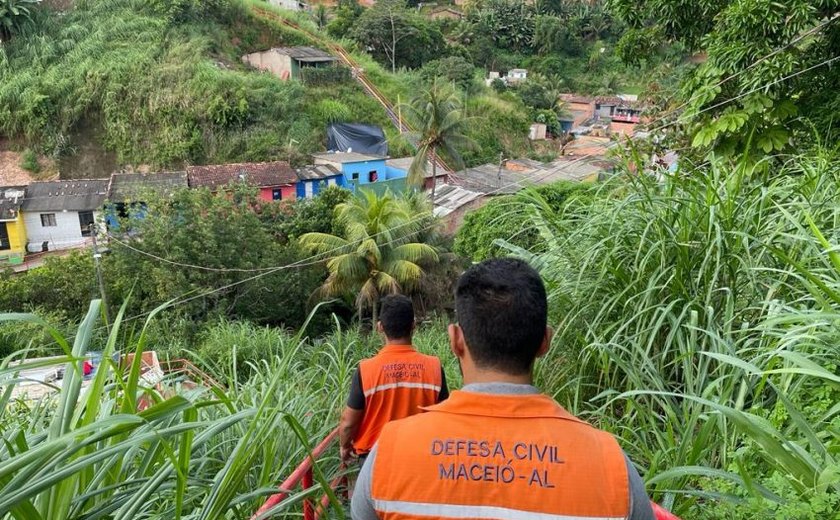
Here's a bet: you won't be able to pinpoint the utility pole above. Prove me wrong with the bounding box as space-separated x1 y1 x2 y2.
90 224 110 328
497 152 504 189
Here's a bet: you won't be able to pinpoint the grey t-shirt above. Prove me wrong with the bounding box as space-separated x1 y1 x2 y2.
351 382 655 520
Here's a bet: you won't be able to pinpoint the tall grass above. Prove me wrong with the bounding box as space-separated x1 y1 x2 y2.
0 303 360 518
502 149 840 514
0 303 457 519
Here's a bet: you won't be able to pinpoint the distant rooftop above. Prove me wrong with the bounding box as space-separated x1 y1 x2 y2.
0 186 26 221
187 161 297 190
295 164 341 181
268 46 336 63
433 184 483 218
22 180 109 212
313 152 386 164
385 157 439 178
456 153 614 194
109 172 188 202
456 164 524 194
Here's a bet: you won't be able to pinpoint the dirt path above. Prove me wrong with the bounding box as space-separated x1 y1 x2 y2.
0 151 59 185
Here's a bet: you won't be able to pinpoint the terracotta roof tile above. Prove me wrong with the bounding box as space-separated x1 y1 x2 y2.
186 162 297 190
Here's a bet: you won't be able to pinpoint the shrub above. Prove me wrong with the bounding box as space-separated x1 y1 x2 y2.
19 149 40 173
299 65 352 86
311 98 353 125
454 181 594 261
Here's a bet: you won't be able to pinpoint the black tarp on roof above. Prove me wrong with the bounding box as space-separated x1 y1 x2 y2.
326 123 388 156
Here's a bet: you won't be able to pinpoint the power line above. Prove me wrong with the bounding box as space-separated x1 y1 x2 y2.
650 14 840 124
106 234 282 273
18 52 838 353
647 53 840 135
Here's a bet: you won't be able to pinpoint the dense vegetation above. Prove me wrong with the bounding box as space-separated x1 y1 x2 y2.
3 0 840 518
0 0 410 170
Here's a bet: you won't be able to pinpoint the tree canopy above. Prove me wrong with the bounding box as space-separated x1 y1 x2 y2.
610 0 840 156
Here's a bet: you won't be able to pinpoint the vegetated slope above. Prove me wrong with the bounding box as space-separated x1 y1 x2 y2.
478 148 840 517
0 0 395 171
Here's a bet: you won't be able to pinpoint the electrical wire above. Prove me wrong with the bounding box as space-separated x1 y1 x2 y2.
646 53 840 135
17 51 839 352
649 14 840 124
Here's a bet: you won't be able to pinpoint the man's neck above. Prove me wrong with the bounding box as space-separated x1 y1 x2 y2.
385 337 412 346
463 370 533 386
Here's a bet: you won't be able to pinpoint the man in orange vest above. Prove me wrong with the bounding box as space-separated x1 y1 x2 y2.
351 258 654 520
339 294 449 465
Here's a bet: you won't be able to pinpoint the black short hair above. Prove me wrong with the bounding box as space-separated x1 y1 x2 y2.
379 294 414 339
455 258 547 375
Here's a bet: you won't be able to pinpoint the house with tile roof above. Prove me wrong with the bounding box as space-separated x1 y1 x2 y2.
186 161 298 201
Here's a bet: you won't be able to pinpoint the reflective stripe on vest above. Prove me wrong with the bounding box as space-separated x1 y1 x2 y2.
364 381 442 397
372 499 627 520
352 345 443 454
371 391 630 520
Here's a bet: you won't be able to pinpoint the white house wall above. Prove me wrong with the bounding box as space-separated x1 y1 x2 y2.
23 210 100 253
242 52 293 80
267 0 302 10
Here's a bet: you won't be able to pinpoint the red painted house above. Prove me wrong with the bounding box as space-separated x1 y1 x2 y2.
186 161 298 201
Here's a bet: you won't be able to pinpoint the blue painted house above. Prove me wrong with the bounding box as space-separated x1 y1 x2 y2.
294 164 345 198
312 152 409 195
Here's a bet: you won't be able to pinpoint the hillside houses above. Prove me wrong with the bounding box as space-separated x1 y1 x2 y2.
21 180 109 253
187 162 299 201
0 146 611 265
242 47 338 81
561 94 644 136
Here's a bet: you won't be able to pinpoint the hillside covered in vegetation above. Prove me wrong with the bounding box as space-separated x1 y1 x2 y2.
2 0 840 519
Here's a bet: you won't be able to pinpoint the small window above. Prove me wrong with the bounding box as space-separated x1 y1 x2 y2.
369 171 378 183
41 214 57 227
272 188 282 200
352 172 359 181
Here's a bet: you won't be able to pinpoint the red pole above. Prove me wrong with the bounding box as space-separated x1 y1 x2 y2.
651 502 682 520
251 428 339 519
303 467 314 520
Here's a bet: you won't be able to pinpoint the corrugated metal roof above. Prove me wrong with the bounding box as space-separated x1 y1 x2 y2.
187 161 297 190
0 187 26 221
385 157 438 178
109 171 188 202
432 184 483 218
271 46 336 62
295 164 341 181
313 152 386 164
22 180 109 212
456 155 613 194
456 164 524 194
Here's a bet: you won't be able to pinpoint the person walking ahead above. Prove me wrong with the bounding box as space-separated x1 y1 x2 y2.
339 294 449 464
352 258 654 520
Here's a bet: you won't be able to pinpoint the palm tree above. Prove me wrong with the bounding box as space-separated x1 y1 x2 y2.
403 79 474 199
298 189 439 323
536 74 573 119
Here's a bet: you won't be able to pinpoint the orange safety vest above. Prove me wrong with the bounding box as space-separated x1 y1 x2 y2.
371 390 630 520
353 345 443 454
